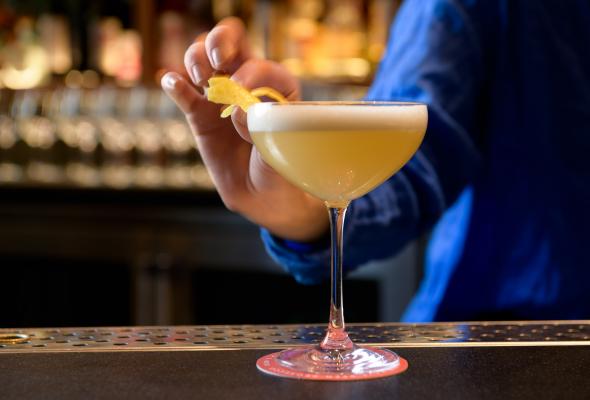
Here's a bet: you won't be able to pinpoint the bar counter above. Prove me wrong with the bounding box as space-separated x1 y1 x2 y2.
1 321 590 399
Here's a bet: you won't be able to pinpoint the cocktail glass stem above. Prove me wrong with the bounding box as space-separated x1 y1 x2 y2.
320 205 354 352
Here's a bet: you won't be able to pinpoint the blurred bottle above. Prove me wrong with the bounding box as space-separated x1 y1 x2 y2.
94 17 142 87
276 0 372 82
37 14 73 75
0 17 51 89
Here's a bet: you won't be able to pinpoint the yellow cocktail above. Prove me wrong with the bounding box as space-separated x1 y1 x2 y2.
248 101 428 381
249 103 427 207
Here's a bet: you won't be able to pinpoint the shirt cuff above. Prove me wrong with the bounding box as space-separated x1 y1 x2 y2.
260 228 331 285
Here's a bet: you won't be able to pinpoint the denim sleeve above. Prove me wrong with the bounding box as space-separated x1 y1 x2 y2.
261 0 485 284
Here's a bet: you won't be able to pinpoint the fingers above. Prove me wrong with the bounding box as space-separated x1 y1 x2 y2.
204 17 253 74
185 17 252 88
230 59 301 142
161 71 231 137
161 71 254 210
161 72 205 115
231 108 251 143
232 59 301 101
184 42 214 87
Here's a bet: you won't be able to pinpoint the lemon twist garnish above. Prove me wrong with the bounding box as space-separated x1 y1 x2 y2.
207 76 288 118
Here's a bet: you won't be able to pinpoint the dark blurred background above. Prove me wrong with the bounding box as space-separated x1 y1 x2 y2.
0 0 422 328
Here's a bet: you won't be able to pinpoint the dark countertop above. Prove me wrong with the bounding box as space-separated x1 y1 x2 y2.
1 322 590 400
1 346 588 400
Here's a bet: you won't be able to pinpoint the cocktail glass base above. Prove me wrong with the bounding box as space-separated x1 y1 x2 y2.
256 345 408 381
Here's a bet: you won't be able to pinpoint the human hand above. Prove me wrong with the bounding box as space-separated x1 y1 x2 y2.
161 17 328 242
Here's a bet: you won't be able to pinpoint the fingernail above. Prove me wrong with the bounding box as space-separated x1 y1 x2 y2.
211 48 223 69
234 108 247 125
161 73 178 91
191 65 202 85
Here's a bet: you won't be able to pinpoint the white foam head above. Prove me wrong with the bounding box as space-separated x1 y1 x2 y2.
247 102 428 132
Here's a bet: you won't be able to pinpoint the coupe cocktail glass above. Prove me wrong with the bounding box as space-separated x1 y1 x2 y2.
248 101 428 380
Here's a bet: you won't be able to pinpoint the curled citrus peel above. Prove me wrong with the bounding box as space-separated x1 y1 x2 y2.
207 76 288 118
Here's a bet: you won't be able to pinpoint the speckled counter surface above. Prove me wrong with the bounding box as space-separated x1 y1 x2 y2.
1 322 589 400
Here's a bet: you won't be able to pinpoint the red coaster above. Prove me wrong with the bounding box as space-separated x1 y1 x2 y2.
256 350 408 381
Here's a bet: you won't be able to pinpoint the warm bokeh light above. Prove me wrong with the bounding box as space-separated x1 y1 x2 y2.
0 45 50 89
65 70 83 88
81 70 101 89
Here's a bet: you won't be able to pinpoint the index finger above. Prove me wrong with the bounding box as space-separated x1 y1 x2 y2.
205 17 254 74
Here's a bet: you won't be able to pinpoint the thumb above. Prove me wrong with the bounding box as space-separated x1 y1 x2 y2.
161 71 229 137
161 72 203 115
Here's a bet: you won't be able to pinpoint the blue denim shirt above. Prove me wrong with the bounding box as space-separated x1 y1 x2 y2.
261 0 590 322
